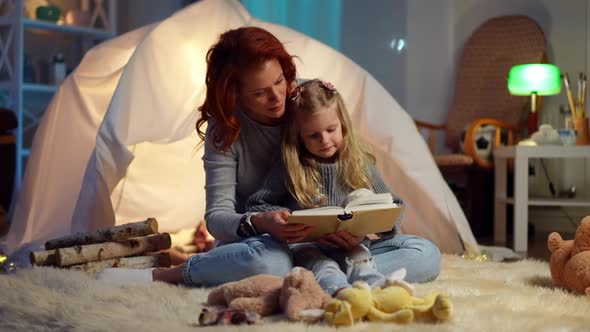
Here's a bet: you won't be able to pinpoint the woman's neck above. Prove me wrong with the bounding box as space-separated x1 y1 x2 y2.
247 113 282 126
238 108 283 127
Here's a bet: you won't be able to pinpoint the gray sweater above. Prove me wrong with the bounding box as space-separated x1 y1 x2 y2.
245 162 405 237
203 110 282 242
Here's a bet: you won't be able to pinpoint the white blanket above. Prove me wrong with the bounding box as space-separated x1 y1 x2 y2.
1 255 588 331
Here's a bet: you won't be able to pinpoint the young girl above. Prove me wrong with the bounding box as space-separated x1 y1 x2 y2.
246 79 440 295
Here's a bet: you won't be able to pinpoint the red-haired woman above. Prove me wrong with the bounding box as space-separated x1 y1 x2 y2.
97 27 314 286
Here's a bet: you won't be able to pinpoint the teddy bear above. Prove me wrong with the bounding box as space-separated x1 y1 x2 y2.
547 216 590 295
323 268 452 326
207 267 332 321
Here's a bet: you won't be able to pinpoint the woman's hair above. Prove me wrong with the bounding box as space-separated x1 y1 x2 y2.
196 27 297 151
283 79 375 208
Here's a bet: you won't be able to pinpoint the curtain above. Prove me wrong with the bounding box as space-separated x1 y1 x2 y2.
241 0 341 50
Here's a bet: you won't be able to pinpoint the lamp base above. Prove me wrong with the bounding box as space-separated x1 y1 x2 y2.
528 111 538 136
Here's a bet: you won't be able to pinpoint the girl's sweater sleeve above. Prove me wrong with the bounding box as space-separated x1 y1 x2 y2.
245 163 291 212
368 164 406 238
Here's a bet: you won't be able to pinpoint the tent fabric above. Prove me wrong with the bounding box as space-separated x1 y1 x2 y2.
2 0 478 256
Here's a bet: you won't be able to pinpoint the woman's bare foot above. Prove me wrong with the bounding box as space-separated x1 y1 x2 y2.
166 247 191 266
152 264 186 284
149 247 197 266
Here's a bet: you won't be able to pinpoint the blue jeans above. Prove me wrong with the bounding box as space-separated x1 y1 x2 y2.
290 242 384 295
370 234 441 283
291 234 441 295
182 234 440 288
183 234 293 287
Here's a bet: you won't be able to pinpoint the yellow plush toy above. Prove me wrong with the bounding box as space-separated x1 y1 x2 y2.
324 268 452 326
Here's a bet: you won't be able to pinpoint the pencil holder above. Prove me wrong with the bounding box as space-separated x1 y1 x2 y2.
574 117 590 145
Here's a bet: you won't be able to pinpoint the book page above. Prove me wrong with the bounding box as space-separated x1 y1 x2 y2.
343 193 393 210
347 202 398 213
291 206 344 216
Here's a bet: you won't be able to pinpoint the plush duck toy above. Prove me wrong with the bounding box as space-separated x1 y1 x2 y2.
548 216 590 295
324 268 452 326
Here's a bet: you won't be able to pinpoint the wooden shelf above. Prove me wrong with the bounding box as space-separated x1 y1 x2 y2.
23 18 113 40
3 0 118 190
527 197 590 207
498 196 590 207
495 145 590 159
23 83 58 93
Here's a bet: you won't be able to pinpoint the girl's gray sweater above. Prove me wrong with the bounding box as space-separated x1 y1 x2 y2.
245 162 405 237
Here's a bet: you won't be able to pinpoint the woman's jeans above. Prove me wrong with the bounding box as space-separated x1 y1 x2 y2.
183 234 293 287
183 234 441 288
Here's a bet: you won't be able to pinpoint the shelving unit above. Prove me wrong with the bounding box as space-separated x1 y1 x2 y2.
0 0 116 196
493 145 590 253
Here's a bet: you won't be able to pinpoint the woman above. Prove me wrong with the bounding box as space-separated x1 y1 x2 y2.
98 26 313 286
97 26 440 286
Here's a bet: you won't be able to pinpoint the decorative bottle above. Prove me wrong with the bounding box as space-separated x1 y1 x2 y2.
52 53 66 85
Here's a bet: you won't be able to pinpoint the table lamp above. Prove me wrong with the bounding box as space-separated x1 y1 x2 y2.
507 63 561 135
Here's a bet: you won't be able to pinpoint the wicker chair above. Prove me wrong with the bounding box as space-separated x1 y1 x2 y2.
415 15 547 237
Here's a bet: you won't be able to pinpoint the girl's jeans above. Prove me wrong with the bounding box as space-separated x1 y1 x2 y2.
291 234 441 295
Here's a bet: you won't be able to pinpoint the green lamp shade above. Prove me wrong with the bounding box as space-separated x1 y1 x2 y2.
507 64 561 96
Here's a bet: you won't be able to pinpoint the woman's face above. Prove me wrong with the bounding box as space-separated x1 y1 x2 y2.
237 58 287 126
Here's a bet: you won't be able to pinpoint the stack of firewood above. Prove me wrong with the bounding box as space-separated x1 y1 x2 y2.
30 218 171 273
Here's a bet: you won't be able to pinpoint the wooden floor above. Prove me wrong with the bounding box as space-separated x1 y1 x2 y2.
476 230 575 262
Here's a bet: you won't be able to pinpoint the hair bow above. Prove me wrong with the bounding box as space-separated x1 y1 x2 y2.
320 81 337 92
290 85 305 100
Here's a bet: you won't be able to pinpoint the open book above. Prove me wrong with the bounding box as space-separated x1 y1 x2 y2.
288 188 402 241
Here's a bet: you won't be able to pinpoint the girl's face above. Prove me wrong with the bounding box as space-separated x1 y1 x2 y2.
237 58 287 126
297 105 343 162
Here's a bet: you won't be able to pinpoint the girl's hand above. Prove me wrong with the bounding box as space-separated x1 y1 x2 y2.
318 231 364 250
251 210 315 244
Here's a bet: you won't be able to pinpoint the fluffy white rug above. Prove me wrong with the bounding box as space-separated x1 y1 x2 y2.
1 254 589 331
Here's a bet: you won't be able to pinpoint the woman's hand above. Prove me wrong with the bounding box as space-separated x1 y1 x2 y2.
318 231 364 250
251 210 315 244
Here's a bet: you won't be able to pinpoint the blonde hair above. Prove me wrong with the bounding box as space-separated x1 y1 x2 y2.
283 79 375 208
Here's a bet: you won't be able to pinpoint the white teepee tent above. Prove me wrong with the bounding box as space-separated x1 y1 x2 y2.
1 0 478 258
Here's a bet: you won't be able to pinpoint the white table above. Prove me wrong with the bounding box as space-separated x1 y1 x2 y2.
493 145 590 253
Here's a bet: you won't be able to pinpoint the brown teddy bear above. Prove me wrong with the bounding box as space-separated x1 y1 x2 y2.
207 267 332 321
547 216 590 295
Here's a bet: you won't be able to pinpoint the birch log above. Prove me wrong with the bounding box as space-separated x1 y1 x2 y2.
30 249 57 266
45 218 159 250
55 233 171 267
68 253 171 273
